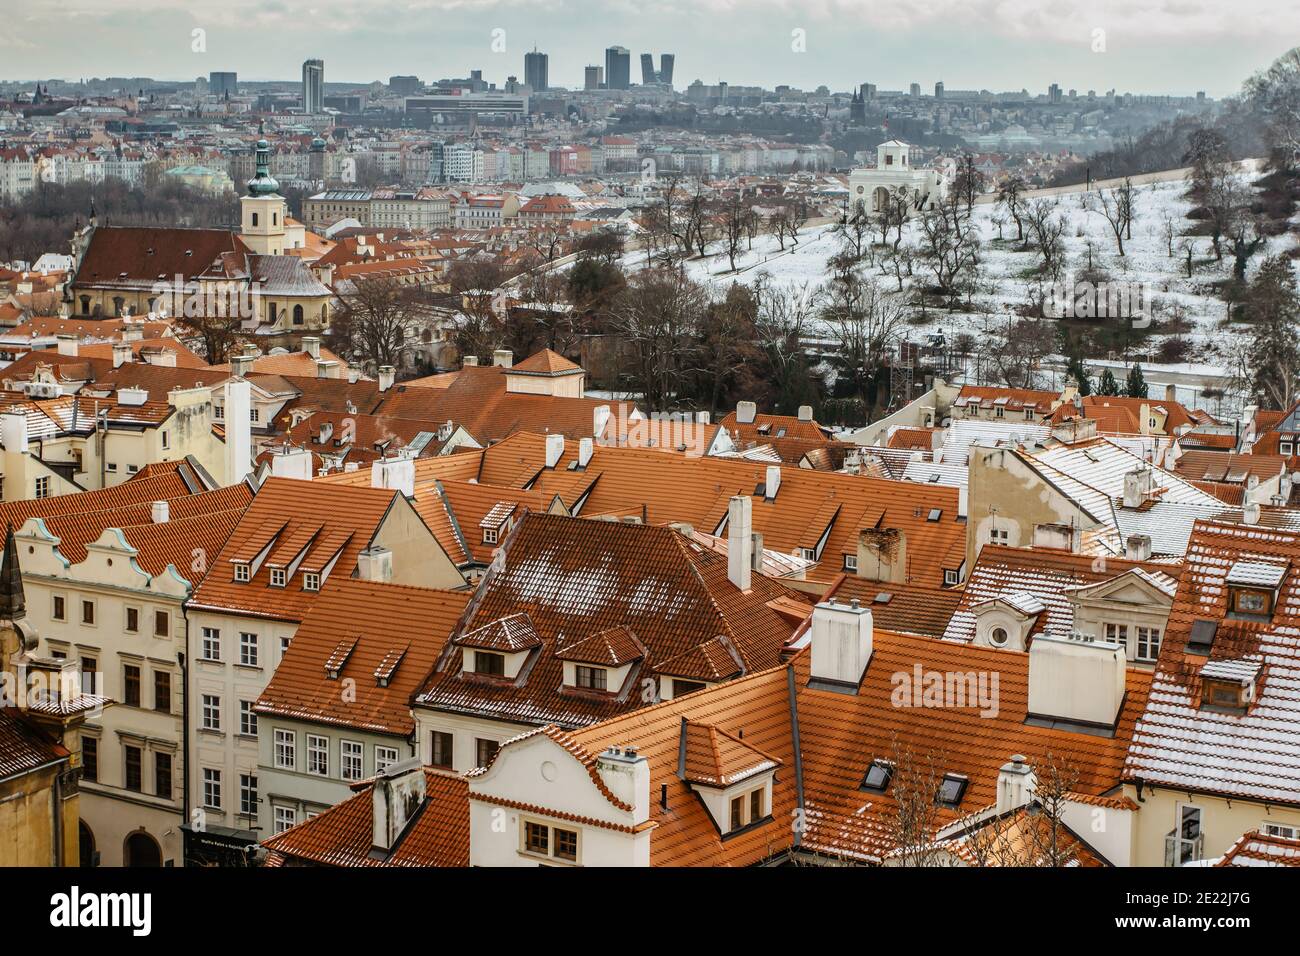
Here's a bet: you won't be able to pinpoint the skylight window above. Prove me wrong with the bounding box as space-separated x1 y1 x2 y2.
861 759 893 792
936 774 968 808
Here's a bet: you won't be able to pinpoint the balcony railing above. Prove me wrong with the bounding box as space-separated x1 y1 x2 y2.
1165 830 1205 867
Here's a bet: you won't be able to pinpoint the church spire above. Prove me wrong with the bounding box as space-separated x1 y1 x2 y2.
0 524 26 623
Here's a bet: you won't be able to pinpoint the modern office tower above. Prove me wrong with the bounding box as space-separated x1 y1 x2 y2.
909 82 921 97
302 58 324 113
658 54 675 87
641 53 656 85
389 75 422 96
604 46 630 90
585 65 603 90
524 49 549 92
935 80 944 99
208 71 237 98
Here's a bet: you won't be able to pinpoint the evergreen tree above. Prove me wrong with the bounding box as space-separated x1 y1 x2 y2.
1125 364 1148 399
1066 355 1092 395
1097 367 1120 396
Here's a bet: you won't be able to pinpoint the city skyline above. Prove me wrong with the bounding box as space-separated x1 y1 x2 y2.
0 0 1294 96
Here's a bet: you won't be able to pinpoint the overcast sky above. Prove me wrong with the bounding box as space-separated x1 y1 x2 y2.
0 0 1291 97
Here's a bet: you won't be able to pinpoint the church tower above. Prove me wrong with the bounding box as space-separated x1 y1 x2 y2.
240 135 288 256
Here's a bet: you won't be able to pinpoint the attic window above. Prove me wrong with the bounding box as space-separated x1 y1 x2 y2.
303 571 320 591
483 527 498 545
936 774 968 808
1187 619 1218 655
234 563 250 583
270 568 286 588
473 651 505 676
1202 677 1248 712
574 665 608 691
861 759 893 793
927 509 942 521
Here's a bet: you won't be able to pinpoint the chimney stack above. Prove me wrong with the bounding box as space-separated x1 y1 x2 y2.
1243 502 1261 525
727 495 752 592
1122 467 1152 508
55 334 78 357
764 464 781 500
996 755 1037 814
1124 534 1153 561
223 378 253 486
230 354 255 378
370 455 415 498
736 400 757 425
492 349 514 368
151 500 169 524
112 343 132 368
544 432 564 468
1028 634 1126 729
797 405 813 423
378 366 396 392
809 598 873 689
270 444 314 481
462 355 479 368
357 546 394 583
578 436 593 468
302 336 321 360
371 757 424 850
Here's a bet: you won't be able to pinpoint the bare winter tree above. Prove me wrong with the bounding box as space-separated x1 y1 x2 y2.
960 754 1083 867
886 740 945 868
1024 199 1068 280
1096 187 1129 256
333 275 423 369
820 265 905 409
608 266 709 410
996 175 1028 242
720 193 751 272
447 257 508 363
917 193 982 300
754 277 822 410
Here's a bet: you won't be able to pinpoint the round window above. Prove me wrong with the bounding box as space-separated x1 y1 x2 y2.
990 627 1009 647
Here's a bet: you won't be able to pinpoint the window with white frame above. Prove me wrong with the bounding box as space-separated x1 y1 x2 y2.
483 526 499 545
34 476 50 499
1105 622 1129 647
201 694 221 731
944 569 960 586
239 700 257 737
1136 626 1161 662
521 819 580 863
341 740 363 781
307 734 329 775
270 568 286 588
799 547 816 561
989 527 1009 546
273 806 296 834
303 571 320 591
234 563 250 583
274 728 296 770
202 768 222 809
240 774 258 816
375 746 398 774
201 626 221 661
1264 822 1299 839
239 631 259 667
843 554 857 572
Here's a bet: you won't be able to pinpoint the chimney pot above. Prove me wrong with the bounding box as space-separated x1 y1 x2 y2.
727 495 753 592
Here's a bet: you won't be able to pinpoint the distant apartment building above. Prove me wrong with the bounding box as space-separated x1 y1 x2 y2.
524 49 548 92
584 66 603 90
604 46 631 90
302 59 325 114
208 72 238 98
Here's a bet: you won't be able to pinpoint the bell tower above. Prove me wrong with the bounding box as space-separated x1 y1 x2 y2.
240 134 287 255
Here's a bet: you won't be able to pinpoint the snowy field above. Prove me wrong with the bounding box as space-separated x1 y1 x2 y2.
607 167 1299 403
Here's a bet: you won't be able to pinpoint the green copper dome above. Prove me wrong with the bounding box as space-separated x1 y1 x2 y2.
246 137 280 196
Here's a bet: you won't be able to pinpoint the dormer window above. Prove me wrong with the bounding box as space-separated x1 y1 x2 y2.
270 568 286 588
1231 588 1271 616
574 665 607 691
1203 677 1248 711
234 563 250 583
936 773 968 808
1225 561 1284 619
483 527 498 545
474 651 505 676
729 785 768 830
843 554 857 572
303 572 320 591
861 759 893 792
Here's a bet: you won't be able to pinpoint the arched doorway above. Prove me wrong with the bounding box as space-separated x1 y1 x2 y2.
79 821 96 868
123 830 162 867
872 186 890 213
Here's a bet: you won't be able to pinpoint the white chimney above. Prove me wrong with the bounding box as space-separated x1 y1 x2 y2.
302 336 321 360
270 445 314 481
371 757 424 850
117 386 148 407
223 378 253 486
797 405 813 423
544 432 564 468
764 464 781 500
593 405 612 440
112 343 132 368
370 455 415 498
736 400 757 424
357 545 394 583
1243 502 1261 525
996 755 1037 814
594 746 651 827
697 410 711 425
151 500 169 524
55 334 78 357
378 366 396 392
462 355 479 368
578 436 593 467
230 354 255 378
809 598 874 689
1028 634 1126 729
0 411 28 454
1125 534 1152 561
727 495 752 592
1122 467 1152 508
492 348 514 368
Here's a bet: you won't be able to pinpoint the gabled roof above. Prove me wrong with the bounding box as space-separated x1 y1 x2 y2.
414 512 803 729
0 706 69 782
261 769 469 867
1124 520 1300 806
1216 830 1300 867
72 226 249 289
680 719 782 787
255 580 470 736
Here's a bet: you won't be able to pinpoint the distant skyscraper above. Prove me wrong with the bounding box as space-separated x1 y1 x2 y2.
208 71 237 98
909 82 921 97
659 54 675 88
524 49 549 92
389 75 421 96
640 53 656 85
302 59 324 114
1048 83 1062 103
604 46 630 90
585 65 604 90
934 80 944 99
